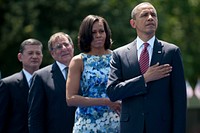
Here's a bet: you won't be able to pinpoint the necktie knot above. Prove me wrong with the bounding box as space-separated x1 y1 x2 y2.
143 43 149 50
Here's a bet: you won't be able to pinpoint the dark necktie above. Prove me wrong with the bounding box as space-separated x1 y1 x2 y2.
29 77 33 88
139 43 149 74
64 67 68 80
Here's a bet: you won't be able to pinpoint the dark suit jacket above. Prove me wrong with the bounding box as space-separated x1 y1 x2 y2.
28 62 76 133
0 71 29 133
106 39 186 133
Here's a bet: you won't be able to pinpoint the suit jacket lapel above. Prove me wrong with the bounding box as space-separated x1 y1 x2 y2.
150 39 164 66
18 71 29 97
125 38 164 75
18 71 29 89
126 40 141 75
51 62 66 93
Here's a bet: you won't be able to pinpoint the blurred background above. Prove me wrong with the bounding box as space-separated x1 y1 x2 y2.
0 0 200 132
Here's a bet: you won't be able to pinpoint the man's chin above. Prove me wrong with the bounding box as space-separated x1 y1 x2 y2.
146 30 156 35
30 63 41 67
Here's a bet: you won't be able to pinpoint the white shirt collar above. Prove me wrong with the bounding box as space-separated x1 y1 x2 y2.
56 61 67 71
136 36 155 50
56 61 68 79
22 69 32 85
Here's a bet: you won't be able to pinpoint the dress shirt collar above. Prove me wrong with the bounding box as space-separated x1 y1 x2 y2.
56 61 67 72
56 61 68 79
22 69 32 86
136 36 155 50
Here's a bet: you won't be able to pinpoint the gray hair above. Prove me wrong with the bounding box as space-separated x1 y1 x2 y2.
48 32 73 51
19 38 43 53
131 2 156 19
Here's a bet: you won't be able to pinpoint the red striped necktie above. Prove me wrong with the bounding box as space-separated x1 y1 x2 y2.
139 43 149 74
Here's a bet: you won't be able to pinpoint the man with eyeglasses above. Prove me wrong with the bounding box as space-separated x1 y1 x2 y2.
28 32 76 133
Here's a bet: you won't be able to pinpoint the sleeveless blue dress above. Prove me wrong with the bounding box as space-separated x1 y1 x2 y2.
72 53 120 133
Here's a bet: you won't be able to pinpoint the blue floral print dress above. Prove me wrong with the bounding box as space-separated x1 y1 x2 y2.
72 53 120 133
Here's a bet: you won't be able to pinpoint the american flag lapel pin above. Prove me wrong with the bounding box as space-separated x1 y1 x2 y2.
158 51 162 54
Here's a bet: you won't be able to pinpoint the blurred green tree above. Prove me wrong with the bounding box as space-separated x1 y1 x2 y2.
0 0 200 88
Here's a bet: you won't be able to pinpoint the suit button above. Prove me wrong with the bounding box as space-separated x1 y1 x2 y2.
141 113 144 116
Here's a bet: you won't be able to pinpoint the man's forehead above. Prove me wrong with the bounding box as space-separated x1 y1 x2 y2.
136 5 156 15
23 45 42 52
138 4 155 11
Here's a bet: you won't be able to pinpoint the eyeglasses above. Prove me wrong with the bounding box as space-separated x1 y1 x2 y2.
51 43 70 51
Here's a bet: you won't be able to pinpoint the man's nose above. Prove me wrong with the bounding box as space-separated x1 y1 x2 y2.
148 14 153 20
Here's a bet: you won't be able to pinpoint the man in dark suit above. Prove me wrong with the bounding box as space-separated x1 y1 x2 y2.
28 32 76 133
0 39 43 133
106 2 186 133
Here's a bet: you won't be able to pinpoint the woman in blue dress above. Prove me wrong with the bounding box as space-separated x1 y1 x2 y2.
66 15 120 133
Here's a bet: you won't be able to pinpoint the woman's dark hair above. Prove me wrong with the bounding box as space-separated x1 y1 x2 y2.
78 15 112 53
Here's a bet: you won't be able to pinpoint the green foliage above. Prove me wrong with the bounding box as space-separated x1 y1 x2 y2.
0 0 200 87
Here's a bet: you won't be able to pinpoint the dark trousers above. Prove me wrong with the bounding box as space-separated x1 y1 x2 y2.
143 120 146 133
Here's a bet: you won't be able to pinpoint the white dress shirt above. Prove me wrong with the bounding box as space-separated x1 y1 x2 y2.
22 69 32 87
136 36 155 65
56 61 67 79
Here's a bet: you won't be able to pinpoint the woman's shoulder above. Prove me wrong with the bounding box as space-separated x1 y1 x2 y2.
72 53 82 60
70 54 83 65
69 54 84 71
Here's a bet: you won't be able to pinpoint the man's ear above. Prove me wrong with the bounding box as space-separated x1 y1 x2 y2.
50 51 55 58
17 53 22 62
130 19 136 28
